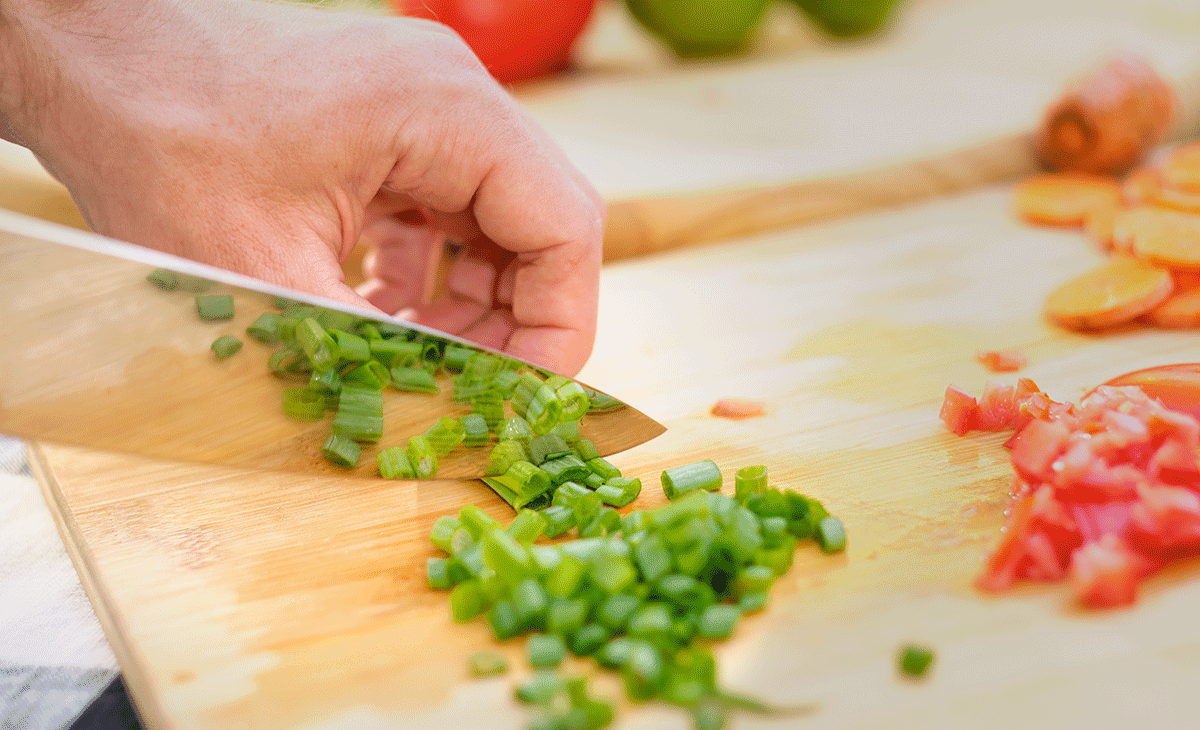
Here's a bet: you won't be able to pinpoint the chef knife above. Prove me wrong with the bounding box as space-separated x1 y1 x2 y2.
0 208 665 479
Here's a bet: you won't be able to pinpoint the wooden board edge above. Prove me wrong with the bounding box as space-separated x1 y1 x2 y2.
27 442 177 730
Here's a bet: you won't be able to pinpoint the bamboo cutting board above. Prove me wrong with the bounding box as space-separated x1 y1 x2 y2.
32 184 1200 730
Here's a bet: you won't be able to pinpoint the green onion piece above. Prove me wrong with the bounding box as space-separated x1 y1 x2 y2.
356 322 382 341
459 504 501 540
308 366 342 394
622 510 654 535
546 597 588 635
507 509 547 544
733 564 775 598
738 591 769 614
697 604 741 640
585 388 624 413
370 338 422 367
654 574 715 613
485 440 528 476
590 546 637 595
754 543 795 576
462 352 502 382
596 477 641 508
406 435 438 478
551 378 590 421
281 387 325 420
321 433 360 468
146 268 178 290
470 388 505 431
627 602 672 638
527 633 567 669
550 420 581 444
572 492 602 530
898 643 935 678
692 698 728 730
268 347 306 377
450 527 475 556
195 293 235 321
718 507 764 564
342 360 390 389
596 593 640 633
583 473 606 490
460 413 490 448
584 457 618 481
543 554 586 598
551 481 593 509
540 505 577 538
515 670 565 705
541 454 591 485
487 600 523 640
377 447 415 479
734 465 768 503
426 557 454 590
529 545 562 575
499 416 534 443
633 533 672 584
503 461 551 499
450 579 486 623
429 515 461 553
623 640 664 700
745 488 788 519
316 309 357 333
442 345 474 373
573 439 600 463
245 312 280 343
210 336 242 360
424 416 466 456
596 636 633 670
524 384 563 436
816 516 846 553
529 434 572 466
760 515 790 547
332 330 370 363
569 624 609 657
481 474 549 511
332 385 383 443
492 368 521 398
661 460 723 500
390 366 439 394
468 651 508 678
512 577 550 627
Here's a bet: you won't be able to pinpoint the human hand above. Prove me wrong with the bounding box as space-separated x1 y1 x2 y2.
0 0 603 375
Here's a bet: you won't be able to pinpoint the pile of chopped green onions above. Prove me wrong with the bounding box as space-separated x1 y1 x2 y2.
427 461 844 730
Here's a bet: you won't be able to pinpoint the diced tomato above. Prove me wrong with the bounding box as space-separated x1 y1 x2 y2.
1009 419 1071 481
977 348 1028 372
974 381 1018 431
939 385 977 436
1069 535 1146 608
950 374 1200 608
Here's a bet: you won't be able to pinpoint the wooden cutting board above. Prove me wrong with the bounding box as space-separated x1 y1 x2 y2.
32 184 1200 730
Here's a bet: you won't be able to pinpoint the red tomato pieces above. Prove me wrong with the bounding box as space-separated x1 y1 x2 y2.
942 380 1200 608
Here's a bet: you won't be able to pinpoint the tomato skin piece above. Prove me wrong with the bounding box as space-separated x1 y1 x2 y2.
1101 363 1200 420
388 0 599 83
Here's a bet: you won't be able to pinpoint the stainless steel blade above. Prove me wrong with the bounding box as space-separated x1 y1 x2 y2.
0 209 665 479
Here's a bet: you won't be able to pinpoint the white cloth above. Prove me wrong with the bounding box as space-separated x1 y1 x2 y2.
0 436 118 728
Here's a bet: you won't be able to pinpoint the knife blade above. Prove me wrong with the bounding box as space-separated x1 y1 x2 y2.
0 209 665 479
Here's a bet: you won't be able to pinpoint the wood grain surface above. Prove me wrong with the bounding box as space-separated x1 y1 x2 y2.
32 185 1200 730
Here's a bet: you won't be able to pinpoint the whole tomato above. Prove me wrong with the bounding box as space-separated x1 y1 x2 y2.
388 0 600 83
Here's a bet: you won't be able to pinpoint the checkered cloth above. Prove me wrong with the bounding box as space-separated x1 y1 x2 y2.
0 435 130 729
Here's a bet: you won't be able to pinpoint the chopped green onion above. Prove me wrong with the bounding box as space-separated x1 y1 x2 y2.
245 312 281 343
549 377 590 421
487 600 523 640
390 366 439 394
527 633 567 669
406 435 438 478
426 557 454 590
370 338 422 367
507 509 547 544
595 477 641 508
429 515 461 553
282 387 325 420
424 416 466 456
512 577 550 626
734 465 768 503
898 643 935 678
696 604 740 640
738 591 769 614
146 268 178 290
499 416 534 443
450 580 486 623
210 335 242 359
515 670 565 705
816 516 846 553
662 460 723 500
546 597 588 635
195 293 235 321
332 385 383 443
321 433 360 468
540 505 577 538
529 434 572 465
540 454 591 485
442 345 474 373
377 447 415 479
585 456 621 481
342 360 391 389
332 330 370 362
461 413 490 448
459 504 501 540
469 651 508 678
574 439 601 463
569 624 609 657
